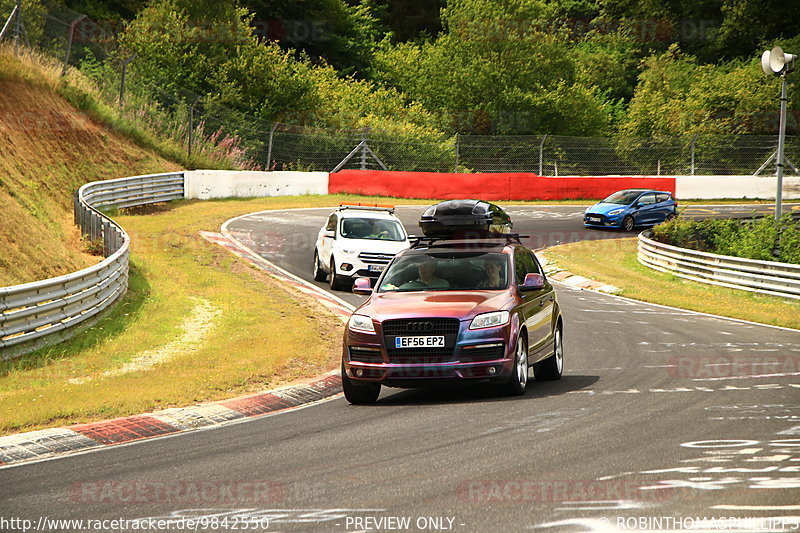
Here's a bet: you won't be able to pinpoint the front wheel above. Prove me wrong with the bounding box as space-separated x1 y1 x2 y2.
622 215 635 232
329 257 347 290
536 325 563 381
313 250 327 281
342 363 380 404
501 332 528 396
665 213 677 222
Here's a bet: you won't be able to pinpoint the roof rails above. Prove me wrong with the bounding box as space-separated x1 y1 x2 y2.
409 233 529 248
338 203 395 214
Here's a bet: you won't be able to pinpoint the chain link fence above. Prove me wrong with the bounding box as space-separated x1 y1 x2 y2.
3 4 799 176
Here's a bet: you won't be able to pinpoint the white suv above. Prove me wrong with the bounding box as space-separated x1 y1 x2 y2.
313 206 410 291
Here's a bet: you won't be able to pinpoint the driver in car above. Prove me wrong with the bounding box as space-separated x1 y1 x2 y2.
395 258 450 290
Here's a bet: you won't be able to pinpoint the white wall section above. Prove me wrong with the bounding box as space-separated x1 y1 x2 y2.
184 170 329 200
675 175 800 200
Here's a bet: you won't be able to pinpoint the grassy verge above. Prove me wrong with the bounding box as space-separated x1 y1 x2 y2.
0 196 378 434
542 238 800 330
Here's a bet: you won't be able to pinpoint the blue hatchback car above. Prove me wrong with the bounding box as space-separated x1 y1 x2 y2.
583 189 677 231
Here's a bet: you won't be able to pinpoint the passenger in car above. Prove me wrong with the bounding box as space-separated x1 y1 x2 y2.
477 257 505 289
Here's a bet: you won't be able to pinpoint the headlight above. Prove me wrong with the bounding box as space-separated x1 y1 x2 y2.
469 310 510 330
348 314 375 333
607 208 624 216
340 248 358 256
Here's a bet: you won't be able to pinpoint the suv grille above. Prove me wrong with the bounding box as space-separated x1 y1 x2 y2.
382 318 460 336
386 348 455 365
382 318 460 364
358 252 395 265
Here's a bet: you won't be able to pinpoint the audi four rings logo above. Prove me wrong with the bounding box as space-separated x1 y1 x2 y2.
407 321 434 333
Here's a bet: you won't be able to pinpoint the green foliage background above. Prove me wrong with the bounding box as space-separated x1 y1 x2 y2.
11 0 799 145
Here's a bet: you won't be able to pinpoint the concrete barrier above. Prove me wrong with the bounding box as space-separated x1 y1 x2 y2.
185 170 329 200
675 175 800 200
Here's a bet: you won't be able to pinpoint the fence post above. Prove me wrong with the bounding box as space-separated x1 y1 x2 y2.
538 134 547 176
13 0 20 52
119 54 136 107
453 134 460 173
187 104 194 159
62 15 87 76
690 134 698 175
266 123 278 170
360 127 368 170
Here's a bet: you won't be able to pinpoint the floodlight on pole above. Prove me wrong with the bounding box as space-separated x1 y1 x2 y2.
760 46 795 222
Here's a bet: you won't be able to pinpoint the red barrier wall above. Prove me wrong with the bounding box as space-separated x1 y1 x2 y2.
329 170 677 200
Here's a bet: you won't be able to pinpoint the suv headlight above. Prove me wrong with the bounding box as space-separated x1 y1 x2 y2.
469 311 510 330
348 314 375 333
340 248 359 256
607 208 624 216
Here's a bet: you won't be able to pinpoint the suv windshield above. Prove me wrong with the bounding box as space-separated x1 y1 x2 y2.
602 190 643 205
378 252 509 292
340 217 405 241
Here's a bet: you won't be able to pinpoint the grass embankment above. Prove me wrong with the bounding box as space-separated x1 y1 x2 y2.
543 238 800 330
0 46 184 286
0 195 420 435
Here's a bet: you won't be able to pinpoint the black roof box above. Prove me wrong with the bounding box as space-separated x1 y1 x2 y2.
419 199 513 238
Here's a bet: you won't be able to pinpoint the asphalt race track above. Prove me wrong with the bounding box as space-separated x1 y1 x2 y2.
2 204 799 533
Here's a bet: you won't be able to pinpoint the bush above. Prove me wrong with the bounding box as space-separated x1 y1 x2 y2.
652 214 800 264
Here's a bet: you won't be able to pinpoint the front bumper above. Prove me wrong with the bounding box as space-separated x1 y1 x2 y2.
335 253 392 279
344 339 514 387
583 213 623 228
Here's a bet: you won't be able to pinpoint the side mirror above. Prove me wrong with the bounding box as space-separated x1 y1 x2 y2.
352 277 373 295
520 273 545 291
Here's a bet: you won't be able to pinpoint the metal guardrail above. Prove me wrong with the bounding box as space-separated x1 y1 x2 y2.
638 231 800 300
0 172 184 360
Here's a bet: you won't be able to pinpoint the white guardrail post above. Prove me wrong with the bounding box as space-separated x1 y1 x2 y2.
0 172 184 360
638 231 800 300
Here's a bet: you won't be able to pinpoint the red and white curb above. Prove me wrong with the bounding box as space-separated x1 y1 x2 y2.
0 373 342 467
0 221 357 467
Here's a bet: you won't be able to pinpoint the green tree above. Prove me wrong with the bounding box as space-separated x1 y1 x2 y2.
373 0 613 134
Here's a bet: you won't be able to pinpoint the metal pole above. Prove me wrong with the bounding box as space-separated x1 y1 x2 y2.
0 4 18 42
690 134 698 175
119 55 136 107
62 15 87 76
13 0 20 53
266 123 278 170
360 128 368 170
188 105 194 159
119 62 127 106
453 133 460 173
775 73 788 222
538 134 547 175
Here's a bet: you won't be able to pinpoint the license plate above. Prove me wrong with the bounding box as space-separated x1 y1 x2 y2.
588 216 601 221
368 264 386 272
394 336 445 348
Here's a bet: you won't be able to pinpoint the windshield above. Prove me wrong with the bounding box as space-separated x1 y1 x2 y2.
340 217 406 241
602 190 643 205
378 252 509 292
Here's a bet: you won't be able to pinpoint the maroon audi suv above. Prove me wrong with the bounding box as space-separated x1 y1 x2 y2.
341 234 563 404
